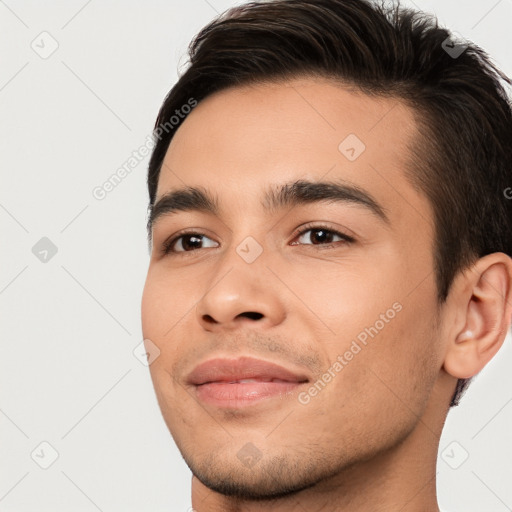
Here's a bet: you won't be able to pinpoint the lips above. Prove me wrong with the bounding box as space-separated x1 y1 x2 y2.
186 356 310 408
187 356 310 386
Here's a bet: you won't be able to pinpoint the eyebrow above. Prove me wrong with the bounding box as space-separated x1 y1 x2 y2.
147 179 389 240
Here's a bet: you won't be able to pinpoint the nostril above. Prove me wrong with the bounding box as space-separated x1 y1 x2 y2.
239 312 263 320
202 314 216 324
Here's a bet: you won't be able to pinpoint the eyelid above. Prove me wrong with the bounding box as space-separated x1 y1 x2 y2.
161 228 218 255
291 222 356 244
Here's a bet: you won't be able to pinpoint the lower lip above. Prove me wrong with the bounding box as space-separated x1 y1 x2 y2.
194 381 303 408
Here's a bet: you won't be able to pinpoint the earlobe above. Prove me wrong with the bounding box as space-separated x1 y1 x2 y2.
443 253 512 380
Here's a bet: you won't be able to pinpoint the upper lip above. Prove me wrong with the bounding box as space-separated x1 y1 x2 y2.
187 356 310 386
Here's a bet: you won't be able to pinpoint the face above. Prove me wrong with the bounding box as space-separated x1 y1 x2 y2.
141 77 446 498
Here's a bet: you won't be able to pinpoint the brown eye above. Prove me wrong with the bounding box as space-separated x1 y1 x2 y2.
291 226 355 246
163 233 218 255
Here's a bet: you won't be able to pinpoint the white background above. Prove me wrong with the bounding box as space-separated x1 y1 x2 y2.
0 1 511 511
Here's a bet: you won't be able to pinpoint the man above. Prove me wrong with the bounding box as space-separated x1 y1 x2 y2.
141 0 512 510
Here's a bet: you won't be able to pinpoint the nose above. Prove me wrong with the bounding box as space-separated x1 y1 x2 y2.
195 258 286 332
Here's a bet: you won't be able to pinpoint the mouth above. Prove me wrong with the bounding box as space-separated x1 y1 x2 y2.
187 356 310 408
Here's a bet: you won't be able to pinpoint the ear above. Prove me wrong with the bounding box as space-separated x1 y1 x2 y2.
443 253 512 379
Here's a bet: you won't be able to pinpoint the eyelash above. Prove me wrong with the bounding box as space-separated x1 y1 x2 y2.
161 223 355 257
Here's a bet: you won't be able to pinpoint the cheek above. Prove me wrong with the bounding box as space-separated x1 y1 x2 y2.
141 270 187 400
345 291 441 419
305 260 440 410
284 255 402 336
141 267 197 394
141 266 192 337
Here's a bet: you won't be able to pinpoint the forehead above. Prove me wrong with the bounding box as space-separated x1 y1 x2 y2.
155 77 431 230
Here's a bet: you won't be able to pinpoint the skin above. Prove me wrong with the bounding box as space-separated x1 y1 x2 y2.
141 77 512 511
